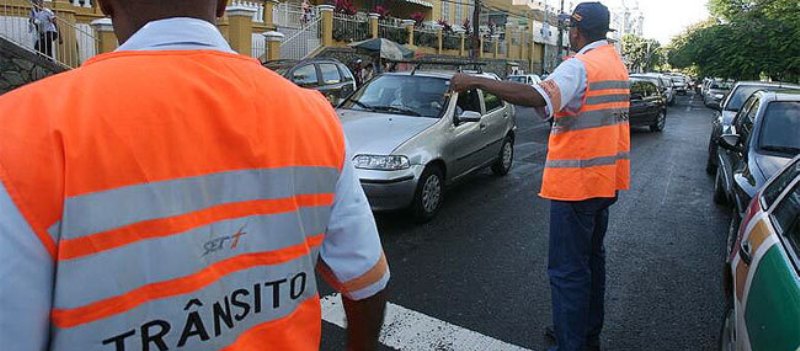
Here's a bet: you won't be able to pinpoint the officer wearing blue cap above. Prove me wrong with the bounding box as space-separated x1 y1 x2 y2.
452 3 630 351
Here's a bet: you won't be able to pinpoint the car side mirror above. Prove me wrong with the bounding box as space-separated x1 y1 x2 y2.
459 110 482 123
718 134 742 152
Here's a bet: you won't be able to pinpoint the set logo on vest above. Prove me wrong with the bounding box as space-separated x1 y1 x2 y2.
203 224 247 256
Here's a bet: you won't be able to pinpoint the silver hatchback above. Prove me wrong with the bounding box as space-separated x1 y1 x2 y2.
337 70 517 222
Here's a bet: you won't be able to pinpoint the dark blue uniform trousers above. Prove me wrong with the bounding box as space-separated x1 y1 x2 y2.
548 196 617 351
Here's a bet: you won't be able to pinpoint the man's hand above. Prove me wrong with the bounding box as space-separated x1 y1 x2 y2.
344 290 387 351
450 73 475 93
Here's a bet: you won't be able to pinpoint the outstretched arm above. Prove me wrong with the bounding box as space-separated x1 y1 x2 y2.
450 73 547 107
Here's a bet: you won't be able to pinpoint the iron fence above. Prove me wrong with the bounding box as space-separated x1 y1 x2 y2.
279 15 321 60
332 12 368 43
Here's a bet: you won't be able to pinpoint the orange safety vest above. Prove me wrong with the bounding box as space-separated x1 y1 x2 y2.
540 44 630 201
0 50 345 350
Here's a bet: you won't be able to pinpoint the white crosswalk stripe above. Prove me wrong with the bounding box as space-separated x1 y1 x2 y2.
321 294 533 351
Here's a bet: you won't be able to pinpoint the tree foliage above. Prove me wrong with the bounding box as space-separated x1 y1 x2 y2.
622 34 663 73
668 0 800 82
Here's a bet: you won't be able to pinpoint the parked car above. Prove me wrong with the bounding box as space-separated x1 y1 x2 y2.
507 74 542 85
337 70 517 221
703 79 733 109
706 81 800 175
714 89 800 220
720 154 800 351
629 78 667 132
667 74 688 95
264 58 357 105
631 73 675 106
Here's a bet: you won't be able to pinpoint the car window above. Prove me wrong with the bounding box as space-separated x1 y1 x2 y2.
319 64 342 85
291 65 318 85
483 90 504 112
455 89 481 118
341 75 450 118
771 181 800 259
764 159 800 207
630 81 645 98
339 64 354 82
733 95 758 133
758 101 800 155
726 85 766 112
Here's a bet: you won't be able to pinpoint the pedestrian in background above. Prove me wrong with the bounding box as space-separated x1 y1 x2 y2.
28 0 62 58
450 2 629 350
0 0 389 350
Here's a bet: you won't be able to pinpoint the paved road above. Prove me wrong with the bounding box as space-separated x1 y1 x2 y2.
320 93 730 350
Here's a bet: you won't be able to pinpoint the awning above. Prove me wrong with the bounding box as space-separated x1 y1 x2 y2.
402 0 433 8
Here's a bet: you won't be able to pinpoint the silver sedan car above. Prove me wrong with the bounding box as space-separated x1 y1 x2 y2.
337 71 517 222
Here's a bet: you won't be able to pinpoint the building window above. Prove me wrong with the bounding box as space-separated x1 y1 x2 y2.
442 0 450 22
455 1 463 27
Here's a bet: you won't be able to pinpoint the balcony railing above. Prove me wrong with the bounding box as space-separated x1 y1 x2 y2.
0 0 98 68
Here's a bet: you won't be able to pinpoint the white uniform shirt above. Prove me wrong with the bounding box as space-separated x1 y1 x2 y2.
532 40 610 118
117 18 390 300
30 8 57 34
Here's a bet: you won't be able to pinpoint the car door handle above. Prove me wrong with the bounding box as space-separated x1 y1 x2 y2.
479 122 487 130
739 239 753 265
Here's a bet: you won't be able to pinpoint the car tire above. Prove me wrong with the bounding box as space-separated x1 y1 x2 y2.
718 304 735 351
491 136 514 176
650 110 666 132
714 167 729 205
707 136 719 175
411 165 444 223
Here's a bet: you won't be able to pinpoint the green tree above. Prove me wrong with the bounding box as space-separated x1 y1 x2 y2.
622 34 663 73
668 0 800 82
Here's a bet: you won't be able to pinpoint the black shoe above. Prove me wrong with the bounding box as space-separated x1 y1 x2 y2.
545 326 602 351
545 325 556 341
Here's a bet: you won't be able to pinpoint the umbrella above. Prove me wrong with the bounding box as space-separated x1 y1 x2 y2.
348 38 414 61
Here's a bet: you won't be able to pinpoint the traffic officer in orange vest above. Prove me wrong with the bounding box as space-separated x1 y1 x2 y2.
451 3 629 351
0 1 389 350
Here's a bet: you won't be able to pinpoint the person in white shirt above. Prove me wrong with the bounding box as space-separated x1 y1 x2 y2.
28 0 62 58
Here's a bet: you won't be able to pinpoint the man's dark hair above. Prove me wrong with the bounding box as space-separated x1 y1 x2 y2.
580 27 607 43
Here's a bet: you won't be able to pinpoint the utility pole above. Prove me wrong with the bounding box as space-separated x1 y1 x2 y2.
541 1 548 75
556 0 565 65
471 0 481 59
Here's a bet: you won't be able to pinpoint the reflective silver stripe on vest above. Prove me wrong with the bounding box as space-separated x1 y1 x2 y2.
50 255 319 350
52 167 340 240
553 108 629 134
54 206 331 309
545 152 630 169
588 80 630 90
585 94 630 106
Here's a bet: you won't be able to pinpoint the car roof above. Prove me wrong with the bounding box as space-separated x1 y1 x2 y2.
734 81 800 89
759 89 800 101
387 70 499 80
264 58 344 68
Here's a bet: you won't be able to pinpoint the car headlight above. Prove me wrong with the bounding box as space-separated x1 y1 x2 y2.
353 155 410 170
714 94 724 99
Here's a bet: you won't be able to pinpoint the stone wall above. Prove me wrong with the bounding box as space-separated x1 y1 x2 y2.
1 37 66 95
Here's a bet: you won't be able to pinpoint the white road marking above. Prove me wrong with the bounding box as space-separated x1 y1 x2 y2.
321 294 533 351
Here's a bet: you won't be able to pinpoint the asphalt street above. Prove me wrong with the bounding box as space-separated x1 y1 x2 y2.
320 92 731 351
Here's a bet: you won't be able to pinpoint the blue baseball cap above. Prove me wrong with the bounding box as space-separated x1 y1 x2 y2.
559 2 615 33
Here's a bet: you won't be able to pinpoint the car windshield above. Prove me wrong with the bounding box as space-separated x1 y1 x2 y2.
759 101 800 155
713 81 733 90
341 75 450 118
726 86 770 112
508 76 526 83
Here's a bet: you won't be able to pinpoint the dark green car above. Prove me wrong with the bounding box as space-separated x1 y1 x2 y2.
264 58 357 105
721 155 800 351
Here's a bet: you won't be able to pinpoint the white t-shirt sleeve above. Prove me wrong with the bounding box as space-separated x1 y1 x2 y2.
532 58 588 118
317 143 389 301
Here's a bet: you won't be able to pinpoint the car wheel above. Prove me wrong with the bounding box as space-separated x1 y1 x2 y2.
650 110 666 132
411 165 444 223
718 304 735 351
707 138 719 175
491 136 514 176
714 167 729 205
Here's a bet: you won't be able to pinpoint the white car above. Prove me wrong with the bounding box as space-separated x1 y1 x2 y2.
507 74 542 85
